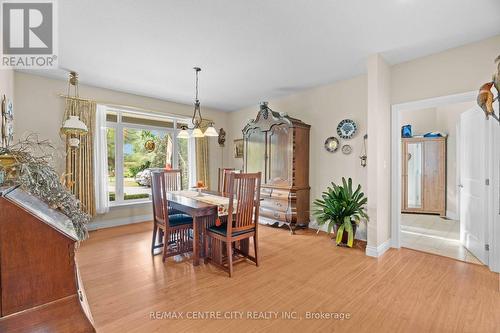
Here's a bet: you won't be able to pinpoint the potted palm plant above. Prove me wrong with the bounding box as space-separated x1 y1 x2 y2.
313 177 368 247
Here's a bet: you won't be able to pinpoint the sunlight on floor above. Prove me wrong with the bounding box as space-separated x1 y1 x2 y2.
400 214 482 265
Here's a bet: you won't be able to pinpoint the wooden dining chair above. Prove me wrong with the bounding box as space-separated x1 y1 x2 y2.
218 168 235 193
204 172 261 277
151 170 193 262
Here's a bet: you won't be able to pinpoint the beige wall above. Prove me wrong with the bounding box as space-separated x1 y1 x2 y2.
227 75 368 240
391 34 500 104
366 54 391 250
13 72 230 227
399 108 437 135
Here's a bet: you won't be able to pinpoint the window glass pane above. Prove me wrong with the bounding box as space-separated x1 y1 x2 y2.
123 128 173 200
178 138 190 190
106 128 116 201
106 112 117 123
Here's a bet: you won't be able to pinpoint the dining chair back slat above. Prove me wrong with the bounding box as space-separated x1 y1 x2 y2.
227 172 261 234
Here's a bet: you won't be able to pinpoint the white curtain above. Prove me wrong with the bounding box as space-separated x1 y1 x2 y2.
94 104 110 214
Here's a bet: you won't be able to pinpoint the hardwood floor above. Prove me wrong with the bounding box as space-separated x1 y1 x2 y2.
77 222 500 332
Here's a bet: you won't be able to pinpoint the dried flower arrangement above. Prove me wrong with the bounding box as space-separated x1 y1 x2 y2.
0 134 89 240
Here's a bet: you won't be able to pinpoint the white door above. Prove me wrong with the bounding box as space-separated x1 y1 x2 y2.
459 107 488 264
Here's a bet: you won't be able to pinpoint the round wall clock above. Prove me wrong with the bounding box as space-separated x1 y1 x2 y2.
324 137 339 153
337 119 357 139
341 144 352 155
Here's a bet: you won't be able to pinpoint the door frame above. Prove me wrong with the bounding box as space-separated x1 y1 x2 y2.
390 91 500 272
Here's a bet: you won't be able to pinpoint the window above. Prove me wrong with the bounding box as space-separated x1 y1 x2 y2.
103 107 194 205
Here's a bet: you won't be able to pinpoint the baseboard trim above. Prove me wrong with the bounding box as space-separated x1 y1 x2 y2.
365 239 391 257
88 214 152 231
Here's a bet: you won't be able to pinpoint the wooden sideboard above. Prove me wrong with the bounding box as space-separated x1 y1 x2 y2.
243 102 311 233
0 186 95 333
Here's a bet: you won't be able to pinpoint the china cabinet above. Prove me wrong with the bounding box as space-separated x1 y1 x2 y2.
243 102 311 233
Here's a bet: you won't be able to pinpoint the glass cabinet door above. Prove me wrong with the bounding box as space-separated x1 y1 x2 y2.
407 142 423 209
267 124 290 185
245 128 266 180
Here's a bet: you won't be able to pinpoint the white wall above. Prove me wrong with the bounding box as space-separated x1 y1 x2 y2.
13 72 230 227
227 75 368 239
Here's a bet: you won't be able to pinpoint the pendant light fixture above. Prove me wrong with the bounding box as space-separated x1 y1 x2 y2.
60 71 88 148
177 67 218 138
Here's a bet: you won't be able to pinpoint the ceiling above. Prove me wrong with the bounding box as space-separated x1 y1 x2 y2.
30 0 500 111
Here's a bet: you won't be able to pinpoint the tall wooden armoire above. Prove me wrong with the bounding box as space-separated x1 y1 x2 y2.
243 102 311 233
401 137 447 216
0 186 95 333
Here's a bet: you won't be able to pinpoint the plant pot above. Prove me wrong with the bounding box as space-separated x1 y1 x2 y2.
333 223 357 247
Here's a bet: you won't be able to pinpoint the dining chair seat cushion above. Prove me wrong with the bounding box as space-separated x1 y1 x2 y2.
207 223 254 237
169 214 193 227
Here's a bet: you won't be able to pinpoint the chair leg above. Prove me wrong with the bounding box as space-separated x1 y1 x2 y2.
253 235 259 267
151 224 158 255
162 229 169 263
226 241 233 277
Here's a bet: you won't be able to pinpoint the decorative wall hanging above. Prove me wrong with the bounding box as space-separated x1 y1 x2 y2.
359 134 367 167
144 139 156 152
337 119 357 139
477 55 500 124
341 144 352 155
324 136 339 152
177 67 218 138
218 128 226 147
1 95 14 148
234 139 244 158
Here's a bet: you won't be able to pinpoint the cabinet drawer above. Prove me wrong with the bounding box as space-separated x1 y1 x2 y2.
261 198 289 213
260 207 288 222
261 188 290 200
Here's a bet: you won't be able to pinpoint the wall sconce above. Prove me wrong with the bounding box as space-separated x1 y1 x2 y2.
218 128 226 147
359 134 367 167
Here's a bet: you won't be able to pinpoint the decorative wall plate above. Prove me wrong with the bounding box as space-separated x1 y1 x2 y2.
337 119 357 139
341 144 352 155
324 137 339 152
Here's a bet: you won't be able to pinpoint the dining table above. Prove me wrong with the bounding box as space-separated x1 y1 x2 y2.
165 190 249 266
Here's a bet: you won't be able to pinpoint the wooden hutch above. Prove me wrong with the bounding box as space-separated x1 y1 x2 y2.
243 102 311 233
0 186 95 333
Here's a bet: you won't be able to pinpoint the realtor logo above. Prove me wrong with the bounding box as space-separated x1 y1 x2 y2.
1 0 58 68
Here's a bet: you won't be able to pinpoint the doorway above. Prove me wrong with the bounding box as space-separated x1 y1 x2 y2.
391 92 500 271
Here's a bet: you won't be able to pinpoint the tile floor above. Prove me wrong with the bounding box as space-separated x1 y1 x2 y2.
400 213 482 264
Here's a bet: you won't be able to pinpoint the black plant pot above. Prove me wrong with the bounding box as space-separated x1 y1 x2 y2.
333 223 357 247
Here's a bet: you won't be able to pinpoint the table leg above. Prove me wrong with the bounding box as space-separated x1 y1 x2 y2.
193 217 200 266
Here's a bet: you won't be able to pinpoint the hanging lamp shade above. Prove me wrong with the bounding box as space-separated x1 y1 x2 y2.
192 127 204 138
61 115 88 135
177 125 190 139
204 122 218 137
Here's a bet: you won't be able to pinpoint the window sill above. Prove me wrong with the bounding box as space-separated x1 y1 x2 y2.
109 199 151 208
